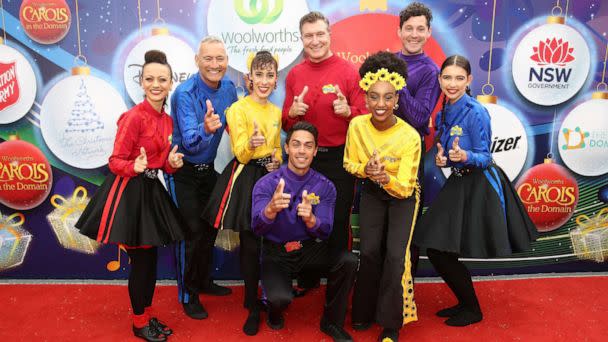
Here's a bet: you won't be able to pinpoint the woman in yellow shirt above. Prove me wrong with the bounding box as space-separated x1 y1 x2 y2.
203 51 282 336
344 51 421 342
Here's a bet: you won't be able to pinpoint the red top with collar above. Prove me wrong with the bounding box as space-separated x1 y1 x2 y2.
282 54 367 147
108 99 177 178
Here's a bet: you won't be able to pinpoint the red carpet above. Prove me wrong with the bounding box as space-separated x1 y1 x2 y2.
1 276 607 341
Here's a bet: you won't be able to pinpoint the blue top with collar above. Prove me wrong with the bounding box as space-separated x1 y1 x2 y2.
435 93 492 169
170 73 238 164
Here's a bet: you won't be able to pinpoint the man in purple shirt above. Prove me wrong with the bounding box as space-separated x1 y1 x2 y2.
395 2 442 277
251 122 357 342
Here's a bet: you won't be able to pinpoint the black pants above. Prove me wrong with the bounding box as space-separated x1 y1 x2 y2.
127 247 157 315
261 239 357 326
167 162 218 303
426 248 481 312
352 182 419 329
240 230 262 310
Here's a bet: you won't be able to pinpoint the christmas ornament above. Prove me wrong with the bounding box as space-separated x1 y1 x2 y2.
0 42 37 124
19 0 71 44
0 211 33 271
0 135 52 210
570 208 608 262
511 9 590 106
46 186 99 254
40 66 126 169
206 0 309 73
558 92 608 176
515 158 579 232
123 27 196 110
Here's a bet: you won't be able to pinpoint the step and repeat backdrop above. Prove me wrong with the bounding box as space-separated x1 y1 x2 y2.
1 0 607 279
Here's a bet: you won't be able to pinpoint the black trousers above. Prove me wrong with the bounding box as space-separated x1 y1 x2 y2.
426 248 481 312
167 161 218 303
352 182 419 329
261 239 357 326
240 230 262 309
126 247 158 315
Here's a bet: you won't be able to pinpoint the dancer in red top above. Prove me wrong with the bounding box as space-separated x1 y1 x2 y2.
77 50 187 342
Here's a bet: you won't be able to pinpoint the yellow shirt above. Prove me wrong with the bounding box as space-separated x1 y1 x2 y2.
344 114 420 199
226 96 283 164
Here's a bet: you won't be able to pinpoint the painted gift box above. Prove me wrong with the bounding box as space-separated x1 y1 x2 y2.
570 208 608 263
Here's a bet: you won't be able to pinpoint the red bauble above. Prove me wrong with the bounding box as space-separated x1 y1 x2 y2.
515 159 579 232
19 0 71 44
0 136 53 210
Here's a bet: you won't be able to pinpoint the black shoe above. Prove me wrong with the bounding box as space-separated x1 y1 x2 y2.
266 311 284 330
133 324 166 342
320 320 353 342
243 309 261 336
182 296 208 320
378 328 399 342
444 308 483 327
149 317 172 336
436 303 465 317
352 321 372 331
201 282 232 296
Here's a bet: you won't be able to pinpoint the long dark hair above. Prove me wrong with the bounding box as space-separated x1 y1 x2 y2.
434 55 472 144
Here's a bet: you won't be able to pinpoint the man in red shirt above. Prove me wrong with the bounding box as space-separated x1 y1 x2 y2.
282 11 367 293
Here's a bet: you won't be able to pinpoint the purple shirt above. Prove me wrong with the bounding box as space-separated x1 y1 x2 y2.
251 165 336 243
395 51 441 137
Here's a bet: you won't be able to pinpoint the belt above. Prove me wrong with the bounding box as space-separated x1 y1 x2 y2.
192 163 213 173
451 167 473 177
249 155 272 167
143 168 159 179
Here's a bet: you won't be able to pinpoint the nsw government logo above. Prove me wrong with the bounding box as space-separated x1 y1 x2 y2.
512 22 590 106
207 0 308 73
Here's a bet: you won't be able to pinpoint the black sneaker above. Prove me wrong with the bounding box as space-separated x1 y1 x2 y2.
182 296 208 320
436 303 464 317
266 311 284 330
320 320 353 342
378 328 399 342
201 282 232 296
149 317 172 336
133 324 166 342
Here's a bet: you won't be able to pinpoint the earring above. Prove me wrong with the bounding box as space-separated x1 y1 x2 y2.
393 103 399 110
249 80 253 89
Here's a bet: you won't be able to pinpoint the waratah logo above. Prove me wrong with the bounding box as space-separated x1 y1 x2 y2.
530 38 575 66
234 0 283 24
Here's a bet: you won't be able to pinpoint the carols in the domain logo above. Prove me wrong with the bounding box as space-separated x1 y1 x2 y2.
528 38 574 86
19 0 71 44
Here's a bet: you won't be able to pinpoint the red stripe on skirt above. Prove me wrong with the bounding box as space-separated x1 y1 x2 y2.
213 161 238 229
103 177 130 243
97 176 123 242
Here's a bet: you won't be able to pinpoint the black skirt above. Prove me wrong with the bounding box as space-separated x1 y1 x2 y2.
413 164 538 258
76 171 189 247
202 158 269 232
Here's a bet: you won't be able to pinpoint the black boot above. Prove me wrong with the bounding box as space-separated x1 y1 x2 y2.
444 308 483 327
182 293 208 320
243 308 261 336
436 303 465 317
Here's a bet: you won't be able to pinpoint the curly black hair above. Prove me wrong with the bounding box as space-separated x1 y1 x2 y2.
359 51 408 82
399 2 433 28
250 50 278 72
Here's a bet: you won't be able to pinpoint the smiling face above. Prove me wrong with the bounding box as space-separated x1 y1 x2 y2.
398 15 431 56
249 64 277 103
196 41 228 89
285 130 317 175
439 64 472 104
141 62 173 111
301 20 332 63
366 80 398 130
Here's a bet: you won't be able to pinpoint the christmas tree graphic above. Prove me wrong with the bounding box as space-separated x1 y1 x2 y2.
65 78 104 133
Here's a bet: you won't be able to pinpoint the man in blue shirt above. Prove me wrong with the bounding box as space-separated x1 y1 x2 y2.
167 36 238 320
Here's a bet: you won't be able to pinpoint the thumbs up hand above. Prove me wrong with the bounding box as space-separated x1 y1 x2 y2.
448 136 468 162
249 120 266 149
203 99 222 134
288 86 309 118
134 147 148 173
332 84 351 118
297 189 316 227
168 145 184 169
435 142 447 167
266 148 281 172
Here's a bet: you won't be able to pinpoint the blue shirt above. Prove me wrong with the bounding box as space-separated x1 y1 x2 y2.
170 73 238 164
251 165 336 244
435 94 492 169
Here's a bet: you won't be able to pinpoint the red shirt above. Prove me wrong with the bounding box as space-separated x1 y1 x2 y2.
282 55 367 147
108 99 176 177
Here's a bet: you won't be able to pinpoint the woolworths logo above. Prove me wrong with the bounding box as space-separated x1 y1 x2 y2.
234 0 283 24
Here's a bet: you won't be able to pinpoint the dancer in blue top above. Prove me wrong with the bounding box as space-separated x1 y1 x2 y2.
167 36 238 320
414 55 537 327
